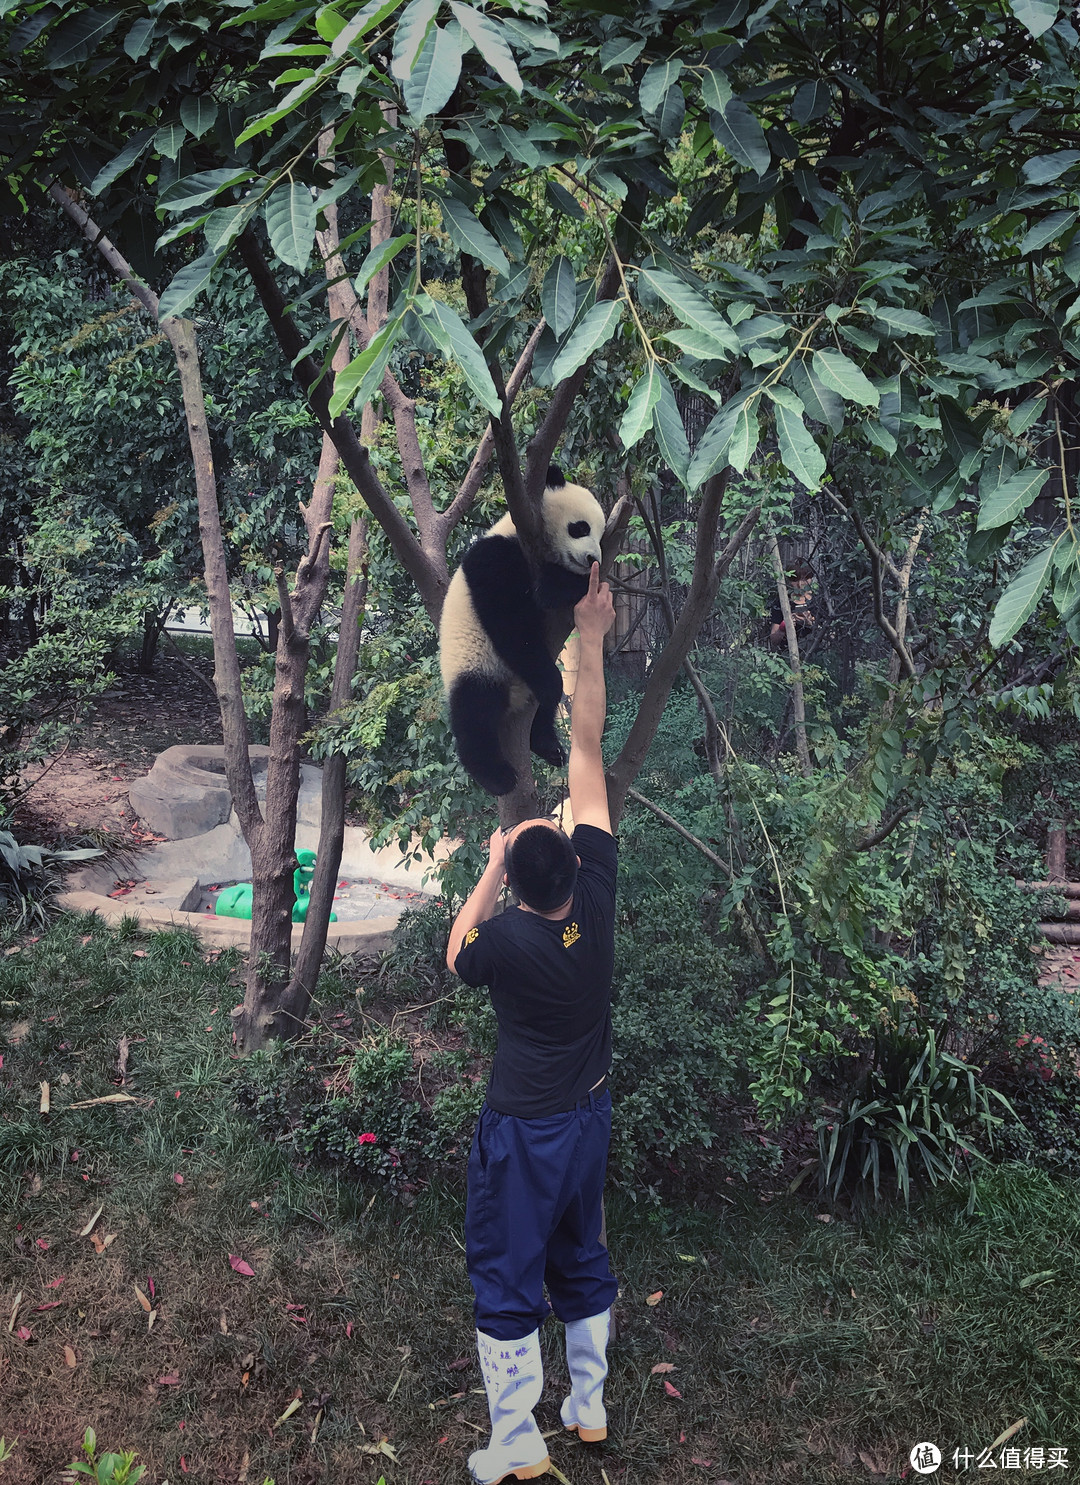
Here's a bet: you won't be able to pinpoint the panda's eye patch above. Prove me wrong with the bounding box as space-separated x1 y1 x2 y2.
567 521 591 538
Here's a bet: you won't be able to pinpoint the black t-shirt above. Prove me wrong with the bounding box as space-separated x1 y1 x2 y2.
454 824 618 1119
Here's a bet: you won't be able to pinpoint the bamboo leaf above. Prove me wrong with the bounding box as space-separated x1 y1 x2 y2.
988 541 1058 647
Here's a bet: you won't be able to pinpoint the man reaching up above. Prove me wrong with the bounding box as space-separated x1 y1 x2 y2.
447 561 618 1484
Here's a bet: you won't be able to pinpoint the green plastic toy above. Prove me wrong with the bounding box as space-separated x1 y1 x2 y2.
214 849 337 923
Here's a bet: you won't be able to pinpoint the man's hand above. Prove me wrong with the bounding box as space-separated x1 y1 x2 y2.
574 562 615 642
487 828 507 873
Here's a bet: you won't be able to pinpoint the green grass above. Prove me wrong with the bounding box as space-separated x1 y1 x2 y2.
2 917 1080 1484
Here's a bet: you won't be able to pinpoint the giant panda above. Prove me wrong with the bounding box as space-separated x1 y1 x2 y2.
439 465 606 796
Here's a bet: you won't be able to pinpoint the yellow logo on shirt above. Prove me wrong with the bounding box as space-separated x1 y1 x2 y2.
464 927 479 946
562 922 581 948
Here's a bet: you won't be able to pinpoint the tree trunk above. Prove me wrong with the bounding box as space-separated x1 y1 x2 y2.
1048 821 1067 882
138 611 162 675
769 534 812 778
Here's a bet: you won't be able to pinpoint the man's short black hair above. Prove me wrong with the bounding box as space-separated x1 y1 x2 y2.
506 824 578 913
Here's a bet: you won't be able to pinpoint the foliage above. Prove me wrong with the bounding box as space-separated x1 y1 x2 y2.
66 1429 145 1485
817 1022 1015 1209
0 829 101 930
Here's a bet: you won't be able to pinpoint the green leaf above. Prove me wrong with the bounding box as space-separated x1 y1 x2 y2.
640 59 683 114
685 392 753 491
204 202 258 254
154 122 187 161
123 16 155 60
330 0 400 57
654 84 686 139
264 182 317 272
90 130 152 197
402 24 463 118
545 180 585 221
179 95 219 140
235 69 328 144
327 315 405 419
989 541 1058 647
861 419 897 453
546 299 625 385
159 169 254 213
157 250 221 321
792 79 828 123
872 306 936 336
449 4 523 92
439 196 510 275
1020 209 1077 254
711 99 769 176
541 256 576 338
771 394 825 489
619 363 662 451
652 371 691 487
787 359 844 432
1021 150 1080 186
391 0 439 80
354 233 414 293
600 35 646 71
701 67 731 113
661 326 736 360
812 348 880 407
417 294 502 416
1009 396 1046 435
1008 0 1058 37
727 403 759 473
45 7 120 68
637 267 739 355
316 6 348 43
977 467 1050 530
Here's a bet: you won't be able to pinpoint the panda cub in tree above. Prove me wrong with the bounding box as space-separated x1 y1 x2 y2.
439 464 606 796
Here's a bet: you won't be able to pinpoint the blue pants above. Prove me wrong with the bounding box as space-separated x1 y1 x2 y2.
466 1088 619 1342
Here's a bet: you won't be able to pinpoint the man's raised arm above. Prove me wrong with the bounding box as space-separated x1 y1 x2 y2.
568 562 616 835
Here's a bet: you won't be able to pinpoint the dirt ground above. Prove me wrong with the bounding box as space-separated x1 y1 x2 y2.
12 645 224 847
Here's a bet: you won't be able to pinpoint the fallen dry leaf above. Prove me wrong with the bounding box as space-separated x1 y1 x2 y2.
272 1397 302 1429
89 1232 117 1256
447 1356 471 1371
157 1372 180 1386
17 1326 32 1342
651 1362 675 1374
219 1312 228 1335
63 1344 77 1368
663 1380 682 1398
691 1459 713 1468
34 1301 61 1312
311 1407 324 1444
228 1255 255 1277
35 1237 50 1251
858 1451 889 1476
988 1418 1028 1450
172 1173 184 1185
39 1082 50 1115
816 1213 833 1223
116 1035 130 1082
78 1204 104 1238
646 1290 664 1306
66 1093 137 1110
7 1292 22 1332
46 1276 65 1290
132 950 148 958
147 1309 157 1332
134 1285 152 1313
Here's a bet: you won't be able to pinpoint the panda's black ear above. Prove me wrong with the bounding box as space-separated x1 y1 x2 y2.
546 464 566 488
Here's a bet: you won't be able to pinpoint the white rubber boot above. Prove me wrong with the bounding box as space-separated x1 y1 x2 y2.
468 1329 550 1485
560 1309 610 1442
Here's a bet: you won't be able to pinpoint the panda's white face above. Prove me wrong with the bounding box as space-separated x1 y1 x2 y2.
543 480 605 573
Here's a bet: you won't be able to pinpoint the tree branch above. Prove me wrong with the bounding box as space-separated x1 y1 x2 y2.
769 534 812 777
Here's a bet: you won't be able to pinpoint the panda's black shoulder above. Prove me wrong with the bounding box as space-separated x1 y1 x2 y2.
460 534 534 630
536 562 590 609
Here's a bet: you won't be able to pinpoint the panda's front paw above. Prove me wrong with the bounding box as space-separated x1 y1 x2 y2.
529 725 566 769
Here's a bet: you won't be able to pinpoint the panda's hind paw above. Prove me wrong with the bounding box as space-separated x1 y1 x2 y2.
530 735 566 769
